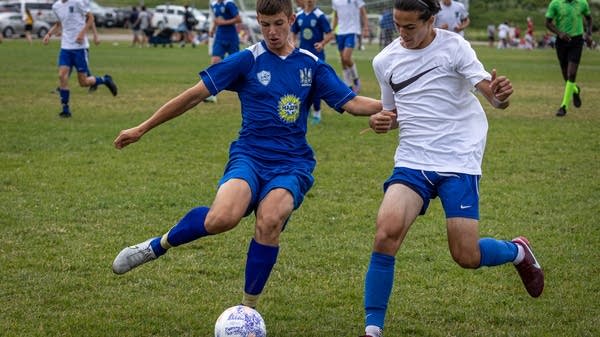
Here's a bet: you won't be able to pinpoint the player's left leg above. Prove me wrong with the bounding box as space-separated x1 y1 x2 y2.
441 174 543 297
75 49 118 96
310 96 322 124
242 179 298 308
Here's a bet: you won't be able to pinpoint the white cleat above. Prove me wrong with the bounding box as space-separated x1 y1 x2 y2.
112 238 158 275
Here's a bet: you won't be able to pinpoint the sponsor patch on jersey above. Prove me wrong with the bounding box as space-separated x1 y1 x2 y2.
278 94 301 123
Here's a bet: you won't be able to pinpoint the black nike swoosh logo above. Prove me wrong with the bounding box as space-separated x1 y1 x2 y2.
389 66 439 93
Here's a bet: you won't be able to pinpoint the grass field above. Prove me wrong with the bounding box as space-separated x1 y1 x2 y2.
1 37 599 337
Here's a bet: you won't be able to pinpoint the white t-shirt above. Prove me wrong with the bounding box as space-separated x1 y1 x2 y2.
332 0 365 35
372 29 491 175
52 0 90 49
434 0 468 37
498 23 510 39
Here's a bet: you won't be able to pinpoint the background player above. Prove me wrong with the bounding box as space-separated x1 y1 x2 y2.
206 0 242 103
545 0 593 117
291 0 333 124
331 0 369 93
43 0 117 118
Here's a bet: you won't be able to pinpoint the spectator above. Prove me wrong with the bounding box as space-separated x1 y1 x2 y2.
136 5 152 47
129 6 141 47
23 8 33 45
487 23 496 48
180 5 198 47
497 21 510 48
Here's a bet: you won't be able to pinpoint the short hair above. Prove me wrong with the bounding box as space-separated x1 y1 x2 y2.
256 0 294 16
393 0 441 21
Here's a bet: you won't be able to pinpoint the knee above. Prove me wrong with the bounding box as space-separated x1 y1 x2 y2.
204 209 240 233
255 212 285 242
450 249 480 269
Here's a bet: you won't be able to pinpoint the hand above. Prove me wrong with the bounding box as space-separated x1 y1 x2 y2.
214 17 224 26
114 127 144 149
489 69 513 104
558 31 571 42
314 41 324 52
43 34 50 45
584 33 593 48
369 111 397 133
93 34 100 46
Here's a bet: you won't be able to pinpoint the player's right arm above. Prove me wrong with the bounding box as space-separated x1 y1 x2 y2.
43 21 61 44
114 81 211 149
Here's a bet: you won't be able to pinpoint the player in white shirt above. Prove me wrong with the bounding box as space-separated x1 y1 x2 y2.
331 0 369 93
359 1 544 336
433 0 469 37
43 0 117 118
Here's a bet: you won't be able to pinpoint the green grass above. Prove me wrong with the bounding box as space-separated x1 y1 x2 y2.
1 38 599 337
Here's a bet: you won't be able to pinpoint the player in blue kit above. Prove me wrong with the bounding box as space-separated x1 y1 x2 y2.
291 0 333 124
43 0 117 118
112 0 382 310
206 0 242 103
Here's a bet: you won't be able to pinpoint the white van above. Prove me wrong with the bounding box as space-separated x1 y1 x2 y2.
151 4 207 31
0 0 57 24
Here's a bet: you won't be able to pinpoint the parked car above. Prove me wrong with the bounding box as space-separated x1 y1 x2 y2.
0 11 50 38
151 4 207 32
0 0 56 24
89 0 117 27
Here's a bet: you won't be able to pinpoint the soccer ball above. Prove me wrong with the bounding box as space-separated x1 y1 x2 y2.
214 305 267 337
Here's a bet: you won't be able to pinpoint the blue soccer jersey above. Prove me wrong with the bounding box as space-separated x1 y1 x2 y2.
291 8 332 60
199 41 356 170
210 0 240 43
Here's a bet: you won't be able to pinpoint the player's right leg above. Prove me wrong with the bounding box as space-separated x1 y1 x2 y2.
112 178 252 274
363 181 423 337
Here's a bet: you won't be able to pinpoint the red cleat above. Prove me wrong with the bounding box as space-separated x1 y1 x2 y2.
512 236 544 297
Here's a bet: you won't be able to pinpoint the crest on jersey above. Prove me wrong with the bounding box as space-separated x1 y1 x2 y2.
299 68 312 87
257 70 271 86
302 28 313 41
310 19 316 27
298 18 303 26
278 94 301 123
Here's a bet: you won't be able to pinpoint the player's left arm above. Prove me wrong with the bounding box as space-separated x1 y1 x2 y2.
475 69 512 109
87 12 100 45
341 96 382 116
456 16 470 32
584 14 593 47
360 6 369 37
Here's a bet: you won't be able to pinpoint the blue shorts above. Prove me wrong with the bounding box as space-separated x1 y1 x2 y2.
212 39 240 59
218 154 314 217
58 49 90 75
335 33 357 51
383 167 481 220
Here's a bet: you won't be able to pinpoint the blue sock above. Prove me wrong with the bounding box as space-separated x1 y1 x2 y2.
95 76 105 85
478 237 518 267
59 89 69 105
365 252 395 329
244 239 279 296
150 206 212 257
313 99 321 112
